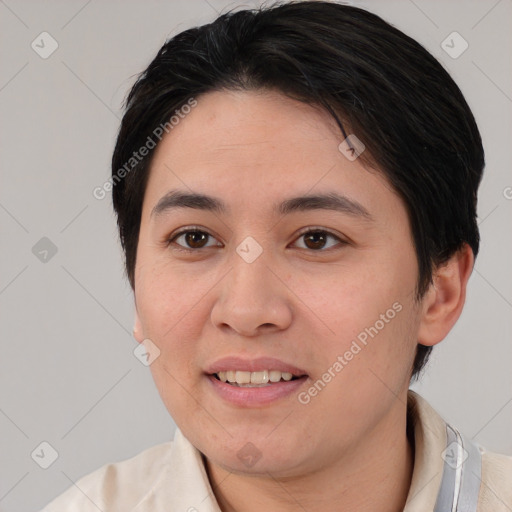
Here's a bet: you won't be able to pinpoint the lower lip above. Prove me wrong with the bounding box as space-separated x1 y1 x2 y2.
207 374 308 407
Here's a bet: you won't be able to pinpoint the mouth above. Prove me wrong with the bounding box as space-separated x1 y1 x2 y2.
212 369 305 387
205 356 309 406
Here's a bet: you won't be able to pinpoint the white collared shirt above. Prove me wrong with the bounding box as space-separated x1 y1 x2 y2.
42 391 512 511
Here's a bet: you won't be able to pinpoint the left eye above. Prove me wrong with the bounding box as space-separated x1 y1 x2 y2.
167 228 345 252
293 229 344 251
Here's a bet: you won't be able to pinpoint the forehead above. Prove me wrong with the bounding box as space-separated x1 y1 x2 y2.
142 89 402 222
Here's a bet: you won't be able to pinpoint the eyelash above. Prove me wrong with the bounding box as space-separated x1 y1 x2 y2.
166 226 348 253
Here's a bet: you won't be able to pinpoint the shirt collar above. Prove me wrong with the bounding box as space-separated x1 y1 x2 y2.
133 428 222 511
405 390 482 512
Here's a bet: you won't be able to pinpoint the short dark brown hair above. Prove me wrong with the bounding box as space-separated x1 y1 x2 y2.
111 1 484 379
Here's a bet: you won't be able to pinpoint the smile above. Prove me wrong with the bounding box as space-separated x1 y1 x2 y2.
213 370 300 386
205 356 309 406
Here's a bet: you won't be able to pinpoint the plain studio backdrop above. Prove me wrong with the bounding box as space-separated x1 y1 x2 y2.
0 1 511 511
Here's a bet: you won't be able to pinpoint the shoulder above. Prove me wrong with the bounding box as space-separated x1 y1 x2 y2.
405 390 512 512
479 447 512 511
42 441 174 511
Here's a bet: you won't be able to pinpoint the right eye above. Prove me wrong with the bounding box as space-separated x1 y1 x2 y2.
167 227 223 252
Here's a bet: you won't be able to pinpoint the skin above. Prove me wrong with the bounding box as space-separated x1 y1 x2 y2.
133 89 473 511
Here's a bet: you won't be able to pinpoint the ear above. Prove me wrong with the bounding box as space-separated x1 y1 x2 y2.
133 305 145 344
417 244 474 347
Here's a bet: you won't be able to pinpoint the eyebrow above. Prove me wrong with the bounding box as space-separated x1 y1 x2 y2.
151 189 372 220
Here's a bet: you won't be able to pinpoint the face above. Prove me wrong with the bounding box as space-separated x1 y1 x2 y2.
133 89 421 477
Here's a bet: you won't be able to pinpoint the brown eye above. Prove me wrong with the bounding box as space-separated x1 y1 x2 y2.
294 229 345 251
182 231 209 249
303 231 328 250
169 229 220 251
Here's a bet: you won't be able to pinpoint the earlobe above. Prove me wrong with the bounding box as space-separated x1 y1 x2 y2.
417 244 474 347
133 308 145 343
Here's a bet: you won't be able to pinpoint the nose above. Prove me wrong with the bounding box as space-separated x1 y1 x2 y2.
210 249 293 337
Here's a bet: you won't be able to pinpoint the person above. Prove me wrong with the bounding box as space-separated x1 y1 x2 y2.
42 1 512 511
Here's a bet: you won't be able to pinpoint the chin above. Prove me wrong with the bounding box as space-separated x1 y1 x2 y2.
199 431 309 476
209 449 305 478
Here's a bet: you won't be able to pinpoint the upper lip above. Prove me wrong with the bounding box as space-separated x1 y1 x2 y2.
206 356 307 376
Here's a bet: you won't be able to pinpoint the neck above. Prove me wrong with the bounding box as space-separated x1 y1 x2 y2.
206 395 415 512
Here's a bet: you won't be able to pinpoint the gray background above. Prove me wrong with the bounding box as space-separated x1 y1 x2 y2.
0 0 511 510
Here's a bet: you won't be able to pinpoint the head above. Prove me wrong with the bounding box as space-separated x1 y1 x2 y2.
111 1 483 476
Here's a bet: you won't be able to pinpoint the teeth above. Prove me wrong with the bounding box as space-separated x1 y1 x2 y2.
251 370 269 384
216 370 298 386
269 370 281 382
235 371 251 384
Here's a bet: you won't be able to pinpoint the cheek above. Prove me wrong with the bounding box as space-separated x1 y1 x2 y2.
135 256 215 340
307 249 419 377
323 292 420 402
312 259 415 338
304 300 419 441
